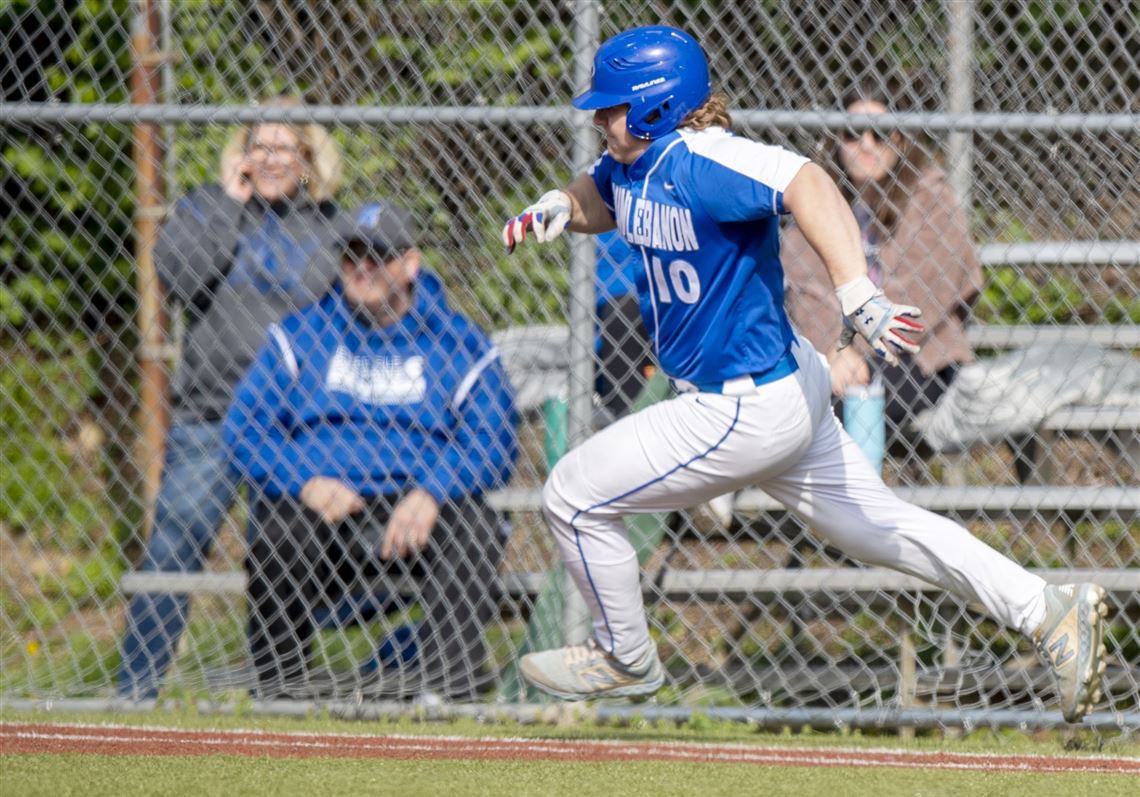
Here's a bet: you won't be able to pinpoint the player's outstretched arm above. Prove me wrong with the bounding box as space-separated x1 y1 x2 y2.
783 162 924 365
783 162 866 286
503 174 614 252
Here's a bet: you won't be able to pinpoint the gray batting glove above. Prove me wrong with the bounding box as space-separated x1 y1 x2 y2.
836 276 924 366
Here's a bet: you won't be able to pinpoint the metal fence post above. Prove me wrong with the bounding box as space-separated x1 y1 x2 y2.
947 0 975 212
562 0 600 647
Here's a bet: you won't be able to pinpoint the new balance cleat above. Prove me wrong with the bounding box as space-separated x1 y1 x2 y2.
1034 583 1109 723
520 638 665 701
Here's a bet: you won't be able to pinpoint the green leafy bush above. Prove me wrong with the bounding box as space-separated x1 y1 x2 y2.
2 0 134 332
0 337 110 550
976 266 1140 325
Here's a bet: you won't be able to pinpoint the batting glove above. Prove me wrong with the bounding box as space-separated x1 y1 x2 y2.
836 276 924 366
502 190 572 253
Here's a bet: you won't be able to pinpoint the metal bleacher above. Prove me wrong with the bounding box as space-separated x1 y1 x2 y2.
124 240 1139 610
967 240 1140 353
959 241 1140 483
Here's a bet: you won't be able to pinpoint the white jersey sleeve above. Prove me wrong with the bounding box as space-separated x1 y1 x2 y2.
680 128 809 222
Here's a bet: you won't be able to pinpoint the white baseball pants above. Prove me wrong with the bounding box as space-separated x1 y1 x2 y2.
542 334 1048 665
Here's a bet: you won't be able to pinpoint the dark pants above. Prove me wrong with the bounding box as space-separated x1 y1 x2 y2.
596 294 654 418
246 492 504 700
882 361 959 435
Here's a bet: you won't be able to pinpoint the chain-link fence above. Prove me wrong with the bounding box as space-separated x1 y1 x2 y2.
2 1 1137 729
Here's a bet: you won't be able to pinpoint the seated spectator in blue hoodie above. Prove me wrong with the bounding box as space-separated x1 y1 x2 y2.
224 201 518 700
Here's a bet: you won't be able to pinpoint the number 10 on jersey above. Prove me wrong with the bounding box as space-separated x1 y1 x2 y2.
650 256 701 304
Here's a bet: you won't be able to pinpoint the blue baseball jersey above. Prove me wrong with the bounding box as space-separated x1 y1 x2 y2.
588 126 809 385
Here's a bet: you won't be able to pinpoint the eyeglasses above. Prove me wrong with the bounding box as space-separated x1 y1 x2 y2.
247 142 303 161
840 129 893 145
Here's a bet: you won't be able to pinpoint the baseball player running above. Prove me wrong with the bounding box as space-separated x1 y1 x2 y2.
502 25 1108 723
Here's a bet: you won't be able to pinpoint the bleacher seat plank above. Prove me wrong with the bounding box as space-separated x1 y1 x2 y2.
977 240 1140 266
733 486 1140 513
966 324 1140 349
122 566 1140 598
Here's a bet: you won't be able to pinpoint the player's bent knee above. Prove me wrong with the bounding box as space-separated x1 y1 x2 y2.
541 459 579 536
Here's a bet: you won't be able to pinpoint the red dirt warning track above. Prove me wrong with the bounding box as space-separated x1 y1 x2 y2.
2 722 1138 774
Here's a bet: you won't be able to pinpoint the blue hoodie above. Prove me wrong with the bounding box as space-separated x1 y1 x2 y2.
224 272 518 504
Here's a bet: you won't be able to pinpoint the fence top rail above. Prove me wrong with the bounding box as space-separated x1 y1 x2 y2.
4 103 1139 133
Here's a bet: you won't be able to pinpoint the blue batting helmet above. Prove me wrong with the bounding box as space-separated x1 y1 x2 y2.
572 25 711 140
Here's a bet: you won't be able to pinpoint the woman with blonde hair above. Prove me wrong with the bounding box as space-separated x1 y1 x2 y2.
119 96 345 699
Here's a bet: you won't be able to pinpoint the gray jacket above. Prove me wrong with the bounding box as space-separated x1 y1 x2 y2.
156 183 340 422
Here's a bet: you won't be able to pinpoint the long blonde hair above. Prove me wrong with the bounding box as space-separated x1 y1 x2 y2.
220 96 343 202
679 92 733 132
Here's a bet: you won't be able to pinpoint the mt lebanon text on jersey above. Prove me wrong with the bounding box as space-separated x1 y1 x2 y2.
613 186 699 252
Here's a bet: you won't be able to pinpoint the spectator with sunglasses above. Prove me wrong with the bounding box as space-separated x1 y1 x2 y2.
118 95 344 699
783 78 982 444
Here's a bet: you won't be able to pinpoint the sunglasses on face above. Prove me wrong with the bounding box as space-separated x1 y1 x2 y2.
840 129 894 145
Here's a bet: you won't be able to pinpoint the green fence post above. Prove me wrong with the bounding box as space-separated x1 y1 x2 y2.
621 369 674 569
542 396 569 467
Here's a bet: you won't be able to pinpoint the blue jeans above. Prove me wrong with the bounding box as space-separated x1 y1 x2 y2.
118 421 240 698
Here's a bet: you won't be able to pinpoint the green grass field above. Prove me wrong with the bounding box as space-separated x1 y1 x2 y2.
2 708 1137 797
6 753 1137 797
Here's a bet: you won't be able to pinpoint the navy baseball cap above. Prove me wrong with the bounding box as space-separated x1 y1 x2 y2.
338 201 416 257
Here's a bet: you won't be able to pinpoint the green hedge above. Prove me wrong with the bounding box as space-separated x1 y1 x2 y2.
977 267 1140 325
0 336 111 549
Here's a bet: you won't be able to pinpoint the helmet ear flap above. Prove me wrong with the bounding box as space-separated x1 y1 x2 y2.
627 97 675 139
644 101 669 127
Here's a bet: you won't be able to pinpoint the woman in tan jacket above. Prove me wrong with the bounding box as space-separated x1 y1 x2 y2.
783 79 982 438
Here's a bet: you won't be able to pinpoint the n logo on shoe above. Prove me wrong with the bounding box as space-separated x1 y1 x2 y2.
1048 632 1075 667
579 664 632 690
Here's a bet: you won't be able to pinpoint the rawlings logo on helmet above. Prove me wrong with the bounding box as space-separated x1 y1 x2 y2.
631 76 667 92
571 25 711 140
